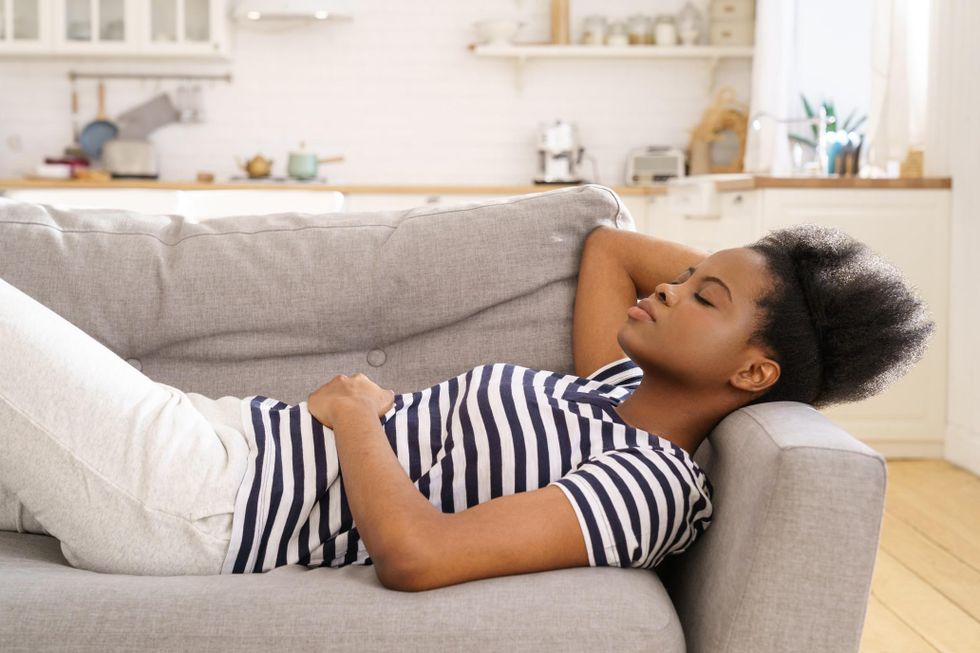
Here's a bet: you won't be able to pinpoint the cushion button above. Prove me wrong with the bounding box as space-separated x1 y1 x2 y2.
126 358 142 371
366 349 386 367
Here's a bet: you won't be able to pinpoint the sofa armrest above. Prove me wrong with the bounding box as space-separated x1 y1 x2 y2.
658 400 886 653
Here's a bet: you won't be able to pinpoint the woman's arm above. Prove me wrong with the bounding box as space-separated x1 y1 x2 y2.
327 400 444 588
572 226 709 377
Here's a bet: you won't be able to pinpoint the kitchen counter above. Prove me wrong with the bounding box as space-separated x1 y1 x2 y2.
0 176 952 194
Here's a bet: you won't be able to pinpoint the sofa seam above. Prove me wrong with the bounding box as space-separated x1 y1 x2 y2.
0 184 620 248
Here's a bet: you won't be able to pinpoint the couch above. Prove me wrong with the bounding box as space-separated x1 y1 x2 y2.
0 184 885 652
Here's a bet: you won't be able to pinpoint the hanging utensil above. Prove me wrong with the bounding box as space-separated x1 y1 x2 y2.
78 79 119 161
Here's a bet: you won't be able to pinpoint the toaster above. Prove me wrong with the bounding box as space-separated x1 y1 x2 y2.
101 139 159 179
625 146 686 185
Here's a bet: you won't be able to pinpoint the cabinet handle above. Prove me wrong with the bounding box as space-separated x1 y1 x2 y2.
425 195 441 204
683 214 722 220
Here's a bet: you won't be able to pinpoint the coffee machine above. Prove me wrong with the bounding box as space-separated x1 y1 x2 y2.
534 119 586 184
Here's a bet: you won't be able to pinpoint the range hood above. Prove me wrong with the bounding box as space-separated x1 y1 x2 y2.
231 0 354 21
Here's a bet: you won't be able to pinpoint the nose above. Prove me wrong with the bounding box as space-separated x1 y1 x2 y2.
652 282 676 306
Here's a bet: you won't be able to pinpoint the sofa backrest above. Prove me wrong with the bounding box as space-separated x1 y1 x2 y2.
0 184 628 401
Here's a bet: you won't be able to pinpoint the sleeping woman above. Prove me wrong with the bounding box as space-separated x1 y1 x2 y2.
0 222 933 591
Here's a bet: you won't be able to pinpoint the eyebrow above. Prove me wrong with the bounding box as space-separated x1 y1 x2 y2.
683 266 733 302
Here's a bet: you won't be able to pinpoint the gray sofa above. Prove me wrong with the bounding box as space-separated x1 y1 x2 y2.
0 184 885 652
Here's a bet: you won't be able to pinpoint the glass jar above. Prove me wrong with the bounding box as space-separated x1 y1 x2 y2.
606 20 629 46
653 15 678 45
582 15 607 45
626 14 650 45
677 2 704 45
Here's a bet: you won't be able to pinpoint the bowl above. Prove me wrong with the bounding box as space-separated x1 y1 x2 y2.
473 19 524 45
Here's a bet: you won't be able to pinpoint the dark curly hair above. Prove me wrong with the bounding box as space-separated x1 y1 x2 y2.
743 224 935 409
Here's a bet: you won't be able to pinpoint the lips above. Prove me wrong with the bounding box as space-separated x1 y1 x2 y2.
627 299 656 322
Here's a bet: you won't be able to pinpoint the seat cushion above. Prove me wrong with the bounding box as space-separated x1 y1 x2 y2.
0 532 684 651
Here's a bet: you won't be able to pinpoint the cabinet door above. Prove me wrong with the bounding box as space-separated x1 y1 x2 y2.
0 0 51 52
761 188 951 456
142 0 227 57
51 0 137 52
343 193 509 213
646 190 761 253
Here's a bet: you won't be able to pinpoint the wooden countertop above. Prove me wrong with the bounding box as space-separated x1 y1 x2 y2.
0 178 664 196
0 176 952 194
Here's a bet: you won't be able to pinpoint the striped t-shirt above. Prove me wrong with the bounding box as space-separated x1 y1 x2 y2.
220 356 714 574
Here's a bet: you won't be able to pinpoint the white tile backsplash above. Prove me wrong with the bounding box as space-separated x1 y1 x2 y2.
0 0 750 184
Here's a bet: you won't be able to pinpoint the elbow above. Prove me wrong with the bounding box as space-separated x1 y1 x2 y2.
373 530 437 592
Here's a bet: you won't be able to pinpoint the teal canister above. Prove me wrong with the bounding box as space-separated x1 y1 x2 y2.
287 141 345 180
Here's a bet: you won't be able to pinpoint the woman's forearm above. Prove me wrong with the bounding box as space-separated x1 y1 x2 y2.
589 226 710 297
327 401 442 582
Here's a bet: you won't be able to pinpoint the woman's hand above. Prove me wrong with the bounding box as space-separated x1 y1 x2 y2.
307 372 396 430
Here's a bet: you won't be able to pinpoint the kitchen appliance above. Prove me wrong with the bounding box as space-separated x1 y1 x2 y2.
231 0 354 21
101 139 159 179
287 142 345 180
534 120 586 184
625 146 686 185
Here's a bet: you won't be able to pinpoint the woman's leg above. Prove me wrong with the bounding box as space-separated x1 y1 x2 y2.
0 277 250 576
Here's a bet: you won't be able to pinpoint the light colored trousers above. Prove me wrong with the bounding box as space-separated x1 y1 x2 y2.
0 276 250 576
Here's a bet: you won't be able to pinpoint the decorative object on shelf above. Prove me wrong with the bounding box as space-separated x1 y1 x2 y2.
677 2 705 45
550 0 570 44
581 15 607 45
899 147 924 178
653 15 678 45
627 14 652 45
473 18 525 45
709 0 755 46
788 95 867 176
236 154 275 179
687 86 749 174
606 20 629 46
197 172 215 183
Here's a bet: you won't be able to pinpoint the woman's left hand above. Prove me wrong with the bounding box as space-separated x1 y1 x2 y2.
307 372 396 430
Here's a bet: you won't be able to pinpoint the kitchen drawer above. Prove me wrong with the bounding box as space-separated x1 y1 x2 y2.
710 0 755 20
646 194 759 253
709 19 754 46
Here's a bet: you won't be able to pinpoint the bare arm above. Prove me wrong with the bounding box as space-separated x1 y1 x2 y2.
572 226 710 377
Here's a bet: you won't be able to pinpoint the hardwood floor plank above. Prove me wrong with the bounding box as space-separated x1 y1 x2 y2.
870 549 980 652
888 460 980 534
861 594 939 653
883 466 980 572
879 510 980 620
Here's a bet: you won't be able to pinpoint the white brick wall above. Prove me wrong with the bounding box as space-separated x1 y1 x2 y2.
0 0 751 184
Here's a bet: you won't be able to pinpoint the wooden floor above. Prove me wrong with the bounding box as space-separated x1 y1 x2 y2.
860 460 980 652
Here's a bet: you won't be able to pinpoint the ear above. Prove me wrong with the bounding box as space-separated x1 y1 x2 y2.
729 355 780 395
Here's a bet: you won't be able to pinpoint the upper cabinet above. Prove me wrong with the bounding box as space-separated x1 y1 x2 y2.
0 0 229 57
0 0 53 51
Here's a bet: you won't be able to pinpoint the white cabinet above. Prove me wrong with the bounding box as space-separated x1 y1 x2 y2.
760 189 951 457
0 0 228 57
0 0 51 51
631 185 951 457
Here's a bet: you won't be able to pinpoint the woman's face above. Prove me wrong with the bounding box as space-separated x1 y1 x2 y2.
617 246 778 393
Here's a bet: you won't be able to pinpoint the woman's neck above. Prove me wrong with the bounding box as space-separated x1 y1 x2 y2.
613 374 728 457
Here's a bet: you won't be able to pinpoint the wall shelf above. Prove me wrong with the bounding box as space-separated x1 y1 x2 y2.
468 43 754 92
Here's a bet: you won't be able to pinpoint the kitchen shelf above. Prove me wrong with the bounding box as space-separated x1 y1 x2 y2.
468 43 754 92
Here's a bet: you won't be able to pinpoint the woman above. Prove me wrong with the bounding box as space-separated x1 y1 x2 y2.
0 223 933 592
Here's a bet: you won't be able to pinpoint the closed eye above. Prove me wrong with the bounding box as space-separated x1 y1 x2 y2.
694 293 713 307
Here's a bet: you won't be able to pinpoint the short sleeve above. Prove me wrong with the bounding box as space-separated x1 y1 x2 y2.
547 447 713 569
584 356 643 388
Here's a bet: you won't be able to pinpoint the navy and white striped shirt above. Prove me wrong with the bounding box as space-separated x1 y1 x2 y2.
220 356 714 574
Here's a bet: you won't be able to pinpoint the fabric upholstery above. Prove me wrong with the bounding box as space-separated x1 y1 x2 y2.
0 185 884 652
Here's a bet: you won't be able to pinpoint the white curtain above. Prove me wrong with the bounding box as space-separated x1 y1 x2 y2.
865 0 934 173
742 0 797 175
